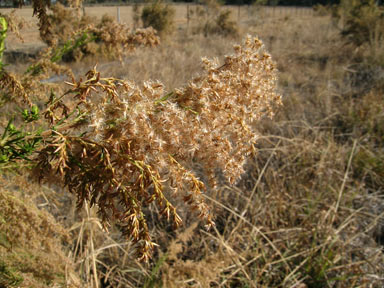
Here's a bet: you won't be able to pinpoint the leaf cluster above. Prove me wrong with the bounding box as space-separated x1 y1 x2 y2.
0 106 42 166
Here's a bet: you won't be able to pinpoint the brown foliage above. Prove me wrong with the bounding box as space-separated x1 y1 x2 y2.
28 36 280 260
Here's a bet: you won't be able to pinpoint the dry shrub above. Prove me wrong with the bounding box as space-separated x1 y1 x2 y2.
0 10 27 43
37 3 160 62
189 0 221 25
191 1 239 38
0 70 30 106
27 35 280 260
141 1 175 38
40 2 90 45
90 18 160 61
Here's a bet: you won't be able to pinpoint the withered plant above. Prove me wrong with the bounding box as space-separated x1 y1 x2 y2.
37 36 280 260
37 2 160 62
0 2 281 261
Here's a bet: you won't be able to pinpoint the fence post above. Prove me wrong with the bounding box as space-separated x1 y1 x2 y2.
187 4 190 32
117 6 120 23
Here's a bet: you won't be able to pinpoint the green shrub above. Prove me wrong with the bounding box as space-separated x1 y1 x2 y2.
141 1 175 38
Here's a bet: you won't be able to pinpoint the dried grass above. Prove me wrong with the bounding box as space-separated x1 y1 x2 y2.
0 174 79 288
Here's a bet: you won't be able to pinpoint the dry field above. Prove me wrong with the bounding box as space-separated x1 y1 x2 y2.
2 5 313 51
1 3 384 288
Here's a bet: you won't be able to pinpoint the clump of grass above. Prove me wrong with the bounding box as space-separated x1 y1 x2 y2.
0 180 79 288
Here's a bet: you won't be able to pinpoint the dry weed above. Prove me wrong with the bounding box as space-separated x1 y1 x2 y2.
28 35 280 260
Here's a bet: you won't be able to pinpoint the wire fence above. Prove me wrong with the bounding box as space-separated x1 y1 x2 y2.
81 4 314 26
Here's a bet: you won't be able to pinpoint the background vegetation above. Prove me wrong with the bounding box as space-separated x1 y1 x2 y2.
1 0 384 287
0 0 363 8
